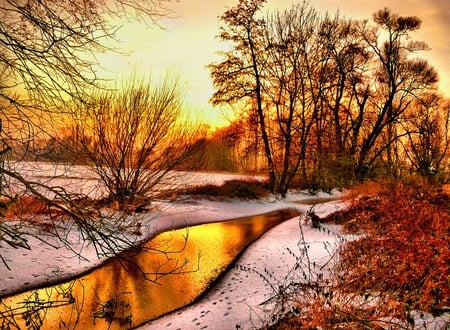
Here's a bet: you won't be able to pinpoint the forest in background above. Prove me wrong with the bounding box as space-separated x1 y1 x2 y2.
1 0 449 258
6 1 447 197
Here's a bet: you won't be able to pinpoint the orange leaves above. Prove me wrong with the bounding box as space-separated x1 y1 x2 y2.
2 196 49 219
1 195 68 224
335 182 450 315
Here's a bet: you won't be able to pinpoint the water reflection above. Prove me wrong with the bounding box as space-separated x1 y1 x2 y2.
295 196 342 205
0 208 300 329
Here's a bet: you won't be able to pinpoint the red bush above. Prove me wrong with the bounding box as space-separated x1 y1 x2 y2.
2 196 50 218
334 182 450 315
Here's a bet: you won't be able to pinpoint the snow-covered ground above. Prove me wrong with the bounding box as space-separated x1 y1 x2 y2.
0 186 344 298
140 197 349 330
1 164 448 329
1 168 348 329
1 162 333 298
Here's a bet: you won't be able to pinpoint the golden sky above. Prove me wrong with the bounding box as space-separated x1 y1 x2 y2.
99 0 450 128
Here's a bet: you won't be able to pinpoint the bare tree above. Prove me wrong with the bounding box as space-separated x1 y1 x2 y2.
315 14 371 172
261 3 321 195
72 74 205 209
209 0 277 191
403 95 450 181
210 1 322 196
355 8 438 178
0 0 176 256
0 0 174 141
210 3 443 193
0 0 172 104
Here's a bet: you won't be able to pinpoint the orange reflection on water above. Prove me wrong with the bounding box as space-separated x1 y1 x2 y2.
0 208 300 329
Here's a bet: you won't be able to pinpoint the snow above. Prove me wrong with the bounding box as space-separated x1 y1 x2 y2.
141 200 348 330
0 187 346 298
5 161 266 199
0 183 350 329
1 165 448 329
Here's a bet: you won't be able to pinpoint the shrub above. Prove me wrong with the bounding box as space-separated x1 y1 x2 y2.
183 179 270 199
266 181 449 328
3 196 50 218
328 182 450 316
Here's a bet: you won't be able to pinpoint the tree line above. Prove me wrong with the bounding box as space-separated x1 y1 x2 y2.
208 0 449 195
1 0 448 206
13 0 450 199
0 0 448 262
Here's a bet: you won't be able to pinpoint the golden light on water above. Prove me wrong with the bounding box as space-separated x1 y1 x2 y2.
0 209 300 329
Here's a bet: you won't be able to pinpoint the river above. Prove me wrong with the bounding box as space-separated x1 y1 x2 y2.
0 208 300 329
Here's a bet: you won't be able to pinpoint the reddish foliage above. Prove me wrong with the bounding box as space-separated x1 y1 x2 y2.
2 196 50 218
331 181 450 315
1 195 70 222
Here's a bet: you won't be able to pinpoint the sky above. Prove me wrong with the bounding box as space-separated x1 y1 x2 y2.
99 0 450 128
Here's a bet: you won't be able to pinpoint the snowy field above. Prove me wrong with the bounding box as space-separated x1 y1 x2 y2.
5 161 265 199
1 162 448 329
0 181 345 299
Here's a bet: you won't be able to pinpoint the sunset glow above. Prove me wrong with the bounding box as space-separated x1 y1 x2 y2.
97 0 450 129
